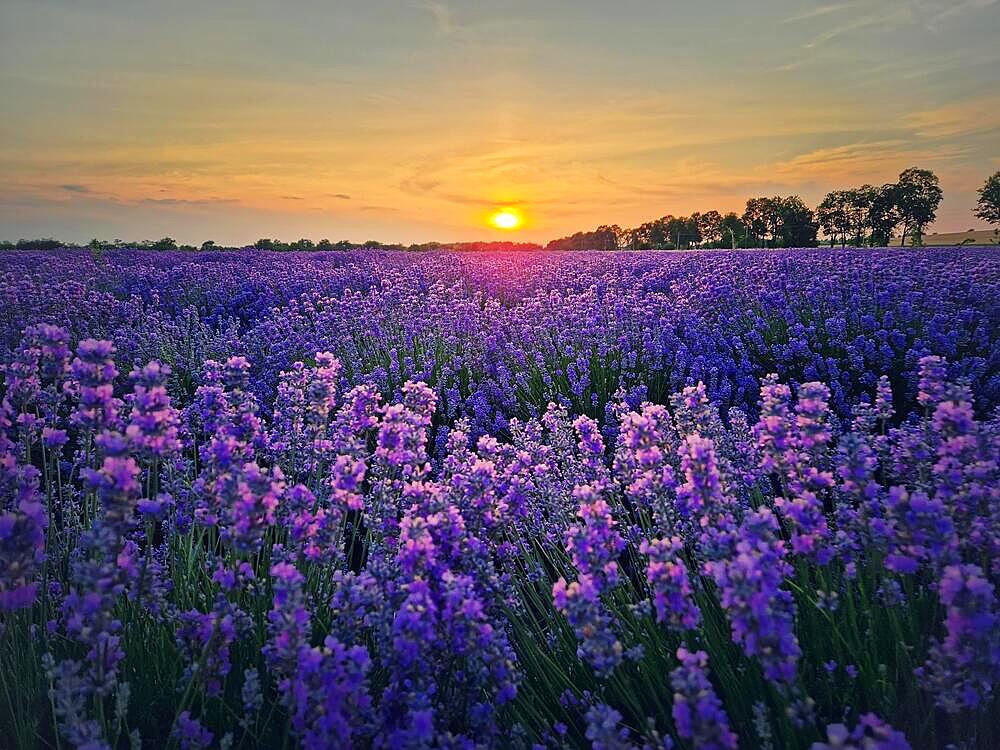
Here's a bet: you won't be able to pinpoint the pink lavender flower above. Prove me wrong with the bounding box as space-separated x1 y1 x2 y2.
613 402 677 517
875 375 894 422
330 453 366 511
674 434 743 555
70 339 122 435
564 484 625 588
125 360 180 459
755 375 796 476
916 355 947 410
286 483 344 564
271 352 342 477
196 460 283 554
754 376 834 563
573 414 610 486
82 450 141 536
375 380 436 478
640 535 701 631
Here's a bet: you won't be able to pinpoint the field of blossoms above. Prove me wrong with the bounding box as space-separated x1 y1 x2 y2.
2 247 999 749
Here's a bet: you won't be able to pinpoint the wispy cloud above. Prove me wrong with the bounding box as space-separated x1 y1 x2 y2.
60 184 91 193
781 3 857 23
415 1 458 35
139 197 238 206
916 0 999 30
802 6 912 49
798 0 999 46
909 95 1000 138
772 139 971 181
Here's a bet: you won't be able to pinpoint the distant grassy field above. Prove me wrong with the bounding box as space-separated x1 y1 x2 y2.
890 228 1000 246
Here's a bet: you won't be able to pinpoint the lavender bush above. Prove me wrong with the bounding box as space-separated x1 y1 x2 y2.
1 248 998 748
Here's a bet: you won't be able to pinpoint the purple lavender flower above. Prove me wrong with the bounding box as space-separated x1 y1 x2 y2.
918 564 1000 713
553 574 623 677
876 486 958 575
375 380 436 478
704 507 801 686
70 339 123 436
812 713 911 750
574 414 610 486
754 376 834 563
640 535 701 631
173 710 214 750
916 355 947 410
175 598 248 697
875 375 894 423
271 352 342 477
584 703 638 750
2 323 71 444
670 648 738 750
0 450 46 610
285 636 373 749
125 360 180 459
613 403 677 516
379 577 440 746
565 484 626 588
82 451 141 537
264 560 311 677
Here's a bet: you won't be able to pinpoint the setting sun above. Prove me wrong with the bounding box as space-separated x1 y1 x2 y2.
490 210 522 230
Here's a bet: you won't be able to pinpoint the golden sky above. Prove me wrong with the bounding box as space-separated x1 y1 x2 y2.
2 0 998 244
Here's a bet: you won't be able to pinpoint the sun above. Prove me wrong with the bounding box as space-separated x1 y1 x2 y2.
490 209 522 230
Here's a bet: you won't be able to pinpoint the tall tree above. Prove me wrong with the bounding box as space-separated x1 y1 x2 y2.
612 225 630 251
776 196 818 248
974 171 1000 229
816 191 850 247
664 215 699 248
594 225 620 251
895 167 943 246
719 213 745 249
868 183 902 247
742 197 776 247
846 185 876 245
694 210 723 246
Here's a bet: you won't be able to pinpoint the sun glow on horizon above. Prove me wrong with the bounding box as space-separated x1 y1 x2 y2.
490 209 522 230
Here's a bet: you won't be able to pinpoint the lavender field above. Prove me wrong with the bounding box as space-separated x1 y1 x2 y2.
2 247 1000 749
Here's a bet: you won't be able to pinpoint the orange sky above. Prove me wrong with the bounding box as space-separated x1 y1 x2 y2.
1 1 998 244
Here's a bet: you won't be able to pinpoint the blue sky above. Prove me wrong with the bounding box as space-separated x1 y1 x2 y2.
1 0 998 243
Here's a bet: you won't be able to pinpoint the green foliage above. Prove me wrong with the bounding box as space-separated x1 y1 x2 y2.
974 171 1000 227
895 167 943 246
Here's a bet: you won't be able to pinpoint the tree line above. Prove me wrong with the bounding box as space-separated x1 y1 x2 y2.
547 168 1000 251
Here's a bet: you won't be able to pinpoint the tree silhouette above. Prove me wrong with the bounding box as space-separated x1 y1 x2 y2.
974 171 1000 230
895 167 942 247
